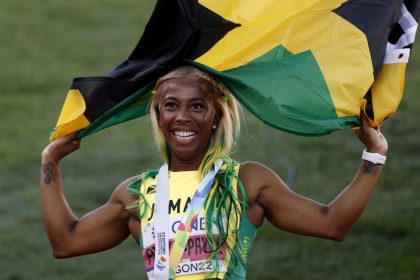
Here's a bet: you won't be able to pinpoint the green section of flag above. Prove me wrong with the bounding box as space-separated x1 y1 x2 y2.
190 45 360 136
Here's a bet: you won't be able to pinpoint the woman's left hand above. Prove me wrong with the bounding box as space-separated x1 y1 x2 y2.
356 114 388 155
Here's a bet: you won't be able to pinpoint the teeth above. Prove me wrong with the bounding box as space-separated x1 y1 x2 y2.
173 131 197 143
174 131 196 137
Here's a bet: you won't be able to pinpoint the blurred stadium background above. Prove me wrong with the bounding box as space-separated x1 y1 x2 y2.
0 1 418 279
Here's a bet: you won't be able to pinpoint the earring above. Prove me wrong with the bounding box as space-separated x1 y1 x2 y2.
212 124 217 130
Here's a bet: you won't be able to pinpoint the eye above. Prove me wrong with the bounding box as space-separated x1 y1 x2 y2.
163 102 177 109
192 102 205 110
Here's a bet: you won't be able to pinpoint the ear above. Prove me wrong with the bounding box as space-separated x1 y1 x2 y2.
212 115 220 131
213 117 219 126
213 108 222 126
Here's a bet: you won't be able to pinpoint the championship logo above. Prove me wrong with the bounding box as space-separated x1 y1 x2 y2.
157 256 167 271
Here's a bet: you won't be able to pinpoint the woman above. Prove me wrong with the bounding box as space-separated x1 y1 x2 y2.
40 66 388 279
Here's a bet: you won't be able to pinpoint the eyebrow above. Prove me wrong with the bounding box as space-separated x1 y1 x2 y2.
162 95 206 103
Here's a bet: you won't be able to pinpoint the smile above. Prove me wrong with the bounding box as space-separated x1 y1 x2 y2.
172 131 197 143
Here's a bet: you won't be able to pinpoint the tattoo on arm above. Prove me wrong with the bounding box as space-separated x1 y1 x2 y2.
42 162 57 185
361 161 380 174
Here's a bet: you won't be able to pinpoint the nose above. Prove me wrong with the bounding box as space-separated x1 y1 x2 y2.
175 107 191 123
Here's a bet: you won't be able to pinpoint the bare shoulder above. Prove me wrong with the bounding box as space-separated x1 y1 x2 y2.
239 161 271 173
239 161 286 200
110 175 141 206
239 161 281 185
239 161 289 196
238 161 288 227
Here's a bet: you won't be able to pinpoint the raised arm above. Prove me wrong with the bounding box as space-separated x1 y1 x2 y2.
240 114 388 241
40 134 134 258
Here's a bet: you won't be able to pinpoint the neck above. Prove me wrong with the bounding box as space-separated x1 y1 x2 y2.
169 156 203 172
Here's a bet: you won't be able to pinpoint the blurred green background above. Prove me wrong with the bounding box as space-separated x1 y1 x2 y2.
1 1 419 279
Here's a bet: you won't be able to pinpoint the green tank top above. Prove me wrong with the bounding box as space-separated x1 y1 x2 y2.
126 161 257 279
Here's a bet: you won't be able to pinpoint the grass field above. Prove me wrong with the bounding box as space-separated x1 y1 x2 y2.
0 1 419 279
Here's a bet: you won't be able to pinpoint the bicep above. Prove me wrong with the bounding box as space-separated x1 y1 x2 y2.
252 165 336 239
60 185 132 257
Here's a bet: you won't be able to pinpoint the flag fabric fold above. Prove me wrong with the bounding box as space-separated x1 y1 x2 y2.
50 0 420 141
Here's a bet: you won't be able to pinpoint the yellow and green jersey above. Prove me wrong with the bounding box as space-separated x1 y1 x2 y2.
127 162 257 279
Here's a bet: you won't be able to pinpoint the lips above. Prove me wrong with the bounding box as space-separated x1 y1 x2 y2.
172 131 197 144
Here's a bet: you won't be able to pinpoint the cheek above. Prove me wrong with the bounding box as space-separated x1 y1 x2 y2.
197 113 213 128
157 107 171 128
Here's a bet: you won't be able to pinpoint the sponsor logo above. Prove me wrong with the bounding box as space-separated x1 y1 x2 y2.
156 256 167 271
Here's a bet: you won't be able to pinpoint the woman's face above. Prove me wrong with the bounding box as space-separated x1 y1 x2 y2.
157 76 218 170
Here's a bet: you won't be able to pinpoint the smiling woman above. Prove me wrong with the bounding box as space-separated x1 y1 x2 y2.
41 65 389 280
150 66 240 173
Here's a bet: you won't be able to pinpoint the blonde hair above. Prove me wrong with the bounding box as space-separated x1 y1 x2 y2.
150 66 240 176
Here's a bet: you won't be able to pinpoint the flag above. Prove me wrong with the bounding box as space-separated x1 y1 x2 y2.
50 0 420 141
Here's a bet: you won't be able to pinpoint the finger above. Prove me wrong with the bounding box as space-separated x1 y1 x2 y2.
72 140 81 150
59 133 80 145
51 133 76 143
360 113 372 134
65 132 78 140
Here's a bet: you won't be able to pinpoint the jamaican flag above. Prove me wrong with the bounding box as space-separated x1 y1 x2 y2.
50 0 420 141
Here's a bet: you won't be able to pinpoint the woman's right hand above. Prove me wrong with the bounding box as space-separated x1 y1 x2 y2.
41 133 81 163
